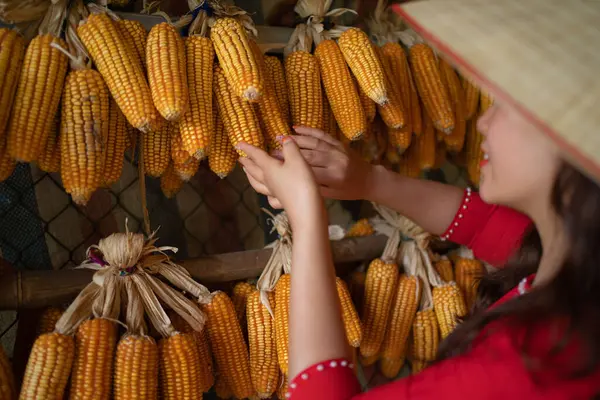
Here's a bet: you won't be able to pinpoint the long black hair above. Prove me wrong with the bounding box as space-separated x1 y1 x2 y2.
437 164 600 381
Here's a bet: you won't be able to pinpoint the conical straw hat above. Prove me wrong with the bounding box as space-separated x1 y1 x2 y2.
393 0 600 180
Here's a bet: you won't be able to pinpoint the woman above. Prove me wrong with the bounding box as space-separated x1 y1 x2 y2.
238 0 600 398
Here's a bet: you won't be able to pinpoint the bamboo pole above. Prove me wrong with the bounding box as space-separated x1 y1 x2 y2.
0 235 387 310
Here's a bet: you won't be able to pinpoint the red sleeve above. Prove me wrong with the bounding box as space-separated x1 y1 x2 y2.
287 359 361 399
440 188 532 267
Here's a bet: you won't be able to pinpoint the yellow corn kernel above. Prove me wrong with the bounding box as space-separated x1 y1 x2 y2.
7 34 67 162
316 40 366 140
209 108 238 178
180 36 214 159
211 18 263 102
435 258 454 283
275 274 291 375
336 277 362 347
147 23 189 121
213 64 264 156
116 19 147 71
143 122 171 177
381 275 421 360
247 291 279 398
462 77 479 120
381 43 412 132
160 163 184 198
465 115 484 186
70 318 117 400
285 51 323 130
374 46 406 130
60 69 109 206
37 113 60 173
409 43 454 133
415 111 436 171
78 13 160 132
432 282 467 339
388 126 412 154
379 357 404 379
321 92 338 137
0 28 24 139
37 306 63 335
159 332 203 400
20 333 74 400
202 291 253 399
353 75 376 123
264 55 290 123
439 60 467 152
232 281 255 326
104 99 128 187
338 28 387 105
411 309 439 362
114 335 158 400
411 360 428 374
455 257 484 310
0 345 16 400
345 218 374 238
360 258 399 358
170 126 199 181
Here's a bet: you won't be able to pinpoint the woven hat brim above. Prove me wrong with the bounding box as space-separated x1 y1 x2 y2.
393 0 600 182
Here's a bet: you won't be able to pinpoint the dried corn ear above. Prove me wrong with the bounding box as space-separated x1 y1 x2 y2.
209 109 238 178
160 163 184 198
0 139 14 183
264 55 289 123
143 122 170 177
354 76 376 122
435 258 454 283
455 257 484 310
214 367 233 399
338 28 387 105
336 278 362 347
462 77 479 120
381 275 421 360
360 258 399 358
37 307 63 335
322 93 337 137
439 60 466 152
104 99 128 186
360 353 379 367
211 18 263 102
416 112 436 170
37 114 60 173
0 28 24 139
232 281 255 325
465 116 484 186
60 69 109 206
247 291 279 398
316 40 366 140
411 309 439 362
159 332 203 400
8 34 67 162
285 51 323 130
379 357 404 379
382 43 413 129
275 274 291 374
20 333 74 400
117 19 147 71
345 218 374 238
70 318 117 400
399 144 421 179
433 282 467 339
409 43 454 133
213 64 264 156
409 74 423 135
374 46 406 130
114 335 158 400
171 127 199 181
411 360 428 374
202 291 253 399
78 13 159 132
388 127 412 153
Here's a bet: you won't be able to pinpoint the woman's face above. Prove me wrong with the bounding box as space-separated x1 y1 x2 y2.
477 103 561 211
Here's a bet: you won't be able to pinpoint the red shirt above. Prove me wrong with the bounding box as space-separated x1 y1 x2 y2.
287 191 600 399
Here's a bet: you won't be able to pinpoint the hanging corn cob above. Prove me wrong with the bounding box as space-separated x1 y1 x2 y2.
247 290 280 398
399 32 454 134
388 126 412 154
275 274 291 374
143 121 171 177
411 360 428 374
354 76 376 123
373 45 406 130
7 3 68 162
147 22 189 121
232 281 255 325
360 353 379 367
211 16 263 102
202 291 253 399
264 55 290 123
116 19 147 71
37 114 61 174
209 105 238 178
250 40 291 149
160 163 184 198
338 28 388 105
435 256 454 283
415 111 436 170
379 356 405 379
0 28 25 140
104 99 128 187
213 64 264 156
322 92 338 137
462 77 479 120
315 39 366 140
214 367 233 399
285 48 323 130
336 278 362 347
170 125 199 181
455 248 484 310
159 332 204 400
179 10 214 160
381 42 413 131
439 60 467 152
465 114 484 186
78 8 160 132
37 306 64 335
399 142 421 179
114 335 158 400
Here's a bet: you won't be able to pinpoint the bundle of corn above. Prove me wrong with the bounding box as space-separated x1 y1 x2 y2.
78 5 160 133
454 247 484 311
179 5 214 159
208 104 238 179
6 0 68 163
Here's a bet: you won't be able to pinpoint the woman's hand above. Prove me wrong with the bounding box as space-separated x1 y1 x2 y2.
274 127 375 200
237 136 323 227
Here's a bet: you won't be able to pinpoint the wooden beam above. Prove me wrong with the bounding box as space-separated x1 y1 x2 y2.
0 235 386 310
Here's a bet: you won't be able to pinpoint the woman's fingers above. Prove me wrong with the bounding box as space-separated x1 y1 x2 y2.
292 135 339 154
238 156 265 183
244 169 273 196
293 126 343 149
237 142 279 168
267 196 283 209
299 149 332 168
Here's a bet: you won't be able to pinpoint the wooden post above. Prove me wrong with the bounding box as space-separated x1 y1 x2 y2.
0 235 386 310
